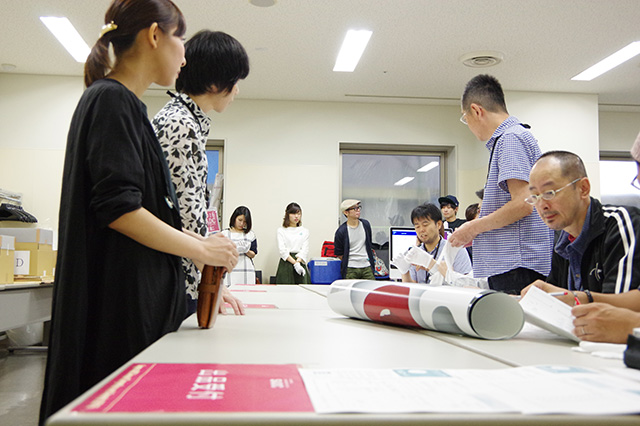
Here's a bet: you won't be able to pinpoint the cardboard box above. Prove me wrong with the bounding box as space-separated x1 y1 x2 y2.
0 228 55 278
0 235 16 284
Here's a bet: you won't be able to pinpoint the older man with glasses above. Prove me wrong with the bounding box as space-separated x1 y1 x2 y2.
522 137 640 344
527 150 640 297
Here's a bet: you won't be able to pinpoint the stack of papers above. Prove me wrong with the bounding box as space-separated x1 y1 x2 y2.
299 365 640 414
518 285 579 342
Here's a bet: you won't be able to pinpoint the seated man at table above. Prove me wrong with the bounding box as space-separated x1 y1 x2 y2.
522 136 640 344
527 150 640 295
401 203 471 284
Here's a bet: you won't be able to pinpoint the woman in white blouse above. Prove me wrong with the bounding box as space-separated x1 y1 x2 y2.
276 202 310 284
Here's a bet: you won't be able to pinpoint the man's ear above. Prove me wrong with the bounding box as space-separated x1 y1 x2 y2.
579 177 591 198
469 103 483 119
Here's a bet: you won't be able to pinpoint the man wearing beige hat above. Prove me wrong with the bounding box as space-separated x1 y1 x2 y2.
333 199 376 279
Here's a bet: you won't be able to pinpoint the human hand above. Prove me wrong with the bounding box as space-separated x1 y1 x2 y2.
436 261 448 277
405 247 434 269
447 222 477 247
572 303 640 343
219 285 246 316
294 262 306 276
391 252 411 274
235 240 251 254
520 280 574 305
197 233 238 272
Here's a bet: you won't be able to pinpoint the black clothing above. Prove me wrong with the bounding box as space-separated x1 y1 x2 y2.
547 197 640 294
39 79 187 424
488 267 546 294
445 218 466 232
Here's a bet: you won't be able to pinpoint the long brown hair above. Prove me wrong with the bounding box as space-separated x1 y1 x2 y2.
84 0 186 87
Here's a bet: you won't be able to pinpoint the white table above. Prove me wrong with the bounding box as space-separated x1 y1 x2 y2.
47 284 639 425
0 282 52 332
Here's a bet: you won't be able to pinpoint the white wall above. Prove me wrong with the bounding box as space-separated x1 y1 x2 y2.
599 111 640 152
0 74 83 235
0 72 618 280
507 91 600 196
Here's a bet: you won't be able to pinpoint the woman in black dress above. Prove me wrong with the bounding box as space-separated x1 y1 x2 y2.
39 1 238 424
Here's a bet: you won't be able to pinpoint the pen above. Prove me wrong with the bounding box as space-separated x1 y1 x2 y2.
513 291 568 300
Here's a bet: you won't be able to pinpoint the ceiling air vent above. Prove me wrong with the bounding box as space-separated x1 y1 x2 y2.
459 51 504 68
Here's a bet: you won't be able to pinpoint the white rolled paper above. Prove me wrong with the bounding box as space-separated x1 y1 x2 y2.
327 280 524 340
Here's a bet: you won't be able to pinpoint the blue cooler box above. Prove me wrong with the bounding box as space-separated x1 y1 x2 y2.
308 257 341 284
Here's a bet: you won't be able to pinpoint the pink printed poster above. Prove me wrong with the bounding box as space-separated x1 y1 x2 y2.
73 363 314 413
206 209 220 233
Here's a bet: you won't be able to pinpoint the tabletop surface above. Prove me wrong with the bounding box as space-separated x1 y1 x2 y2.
47 283 638 425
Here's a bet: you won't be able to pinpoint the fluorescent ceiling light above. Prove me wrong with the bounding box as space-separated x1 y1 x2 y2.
417 161 439 173
571 41 640 81
394 177 415 186
40 16 91 63
333 29 372 72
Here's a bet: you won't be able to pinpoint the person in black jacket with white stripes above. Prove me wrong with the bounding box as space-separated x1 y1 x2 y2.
523 146 640 343
526 150 640 295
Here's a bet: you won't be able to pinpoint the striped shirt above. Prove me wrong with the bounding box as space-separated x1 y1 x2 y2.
554 199 639 293
472 116 554 278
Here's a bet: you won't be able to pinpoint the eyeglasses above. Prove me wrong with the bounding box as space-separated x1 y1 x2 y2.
632 176 640 191
524 177 582 205
346 205 362 212
459 112 468 125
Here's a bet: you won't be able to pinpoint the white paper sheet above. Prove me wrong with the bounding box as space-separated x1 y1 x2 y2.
519 285 580 342
299 365 640 415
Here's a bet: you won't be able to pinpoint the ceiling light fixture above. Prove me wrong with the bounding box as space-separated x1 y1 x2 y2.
572 41 640 81
333 29 373 72
417 161 439 173
394 177 415 186
40 16 90 63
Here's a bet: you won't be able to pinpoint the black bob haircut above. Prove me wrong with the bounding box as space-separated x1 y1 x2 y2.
176 30 250 96
229 205 252 233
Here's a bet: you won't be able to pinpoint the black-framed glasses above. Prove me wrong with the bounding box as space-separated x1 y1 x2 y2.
347 205 362 212
524 177 582 205
632 176 640 191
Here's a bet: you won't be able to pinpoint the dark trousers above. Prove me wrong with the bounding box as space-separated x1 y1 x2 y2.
487 267 546 294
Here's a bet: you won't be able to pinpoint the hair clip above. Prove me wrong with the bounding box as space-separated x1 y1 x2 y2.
99 21 118 38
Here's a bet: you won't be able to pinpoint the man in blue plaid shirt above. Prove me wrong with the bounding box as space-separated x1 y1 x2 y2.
449 75 553 293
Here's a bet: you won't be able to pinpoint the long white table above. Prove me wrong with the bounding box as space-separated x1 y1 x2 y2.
0 282 52 332
47 284 638 425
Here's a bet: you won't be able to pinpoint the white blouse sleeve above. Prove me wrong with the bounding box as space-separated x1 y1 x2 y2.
277 227 290 261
